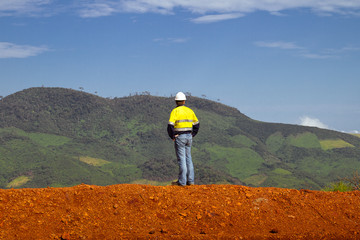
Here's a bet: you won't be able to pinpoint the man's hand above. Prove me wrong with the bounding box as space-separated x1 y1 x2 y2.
173 134 179 141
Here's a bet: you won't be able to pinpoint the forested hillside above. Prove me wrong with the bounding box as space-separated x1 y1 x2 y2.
1 87 359 189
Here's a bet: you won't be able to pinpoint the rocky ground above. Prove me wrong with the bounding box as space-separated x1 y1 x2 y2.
1 184 360 239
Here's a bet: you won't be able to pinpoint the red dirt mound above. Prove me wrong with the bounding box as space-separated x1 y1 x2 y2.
1 184 360 239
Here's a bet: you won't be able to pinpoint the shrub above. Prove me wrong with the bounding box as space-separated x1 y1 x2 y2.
322 181 354 192
342 170 360 191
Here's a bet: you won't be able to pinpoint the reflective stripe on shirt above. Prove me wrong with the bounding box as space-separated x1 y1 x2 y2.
176 119 194 123
174 127 193 132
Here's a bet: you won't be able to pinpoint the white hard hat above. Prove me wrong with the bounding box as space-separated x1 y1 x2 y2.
175 92 186 101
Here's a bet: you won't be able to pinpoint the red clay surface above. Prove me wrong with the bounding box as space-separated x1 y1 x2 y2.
1 184 360 239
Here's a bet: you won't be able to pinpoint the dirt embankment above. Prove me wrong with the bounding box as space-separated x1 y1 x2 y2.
1 184 360 239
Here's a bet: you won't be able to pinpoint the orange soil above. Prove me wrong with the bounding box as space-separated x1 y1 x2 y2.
1 184 360 239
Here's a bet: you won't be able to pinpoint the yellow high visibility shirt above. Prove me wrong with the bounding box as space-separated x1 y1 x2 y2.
168 106 199 132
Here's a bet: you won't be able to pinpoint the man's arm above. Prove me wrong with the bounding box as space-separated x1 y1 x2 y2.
192 122 200 137
167 124 175 140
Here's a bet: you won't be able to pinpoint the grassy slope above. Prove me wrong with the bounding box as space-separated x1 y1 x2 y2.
1 87 360 189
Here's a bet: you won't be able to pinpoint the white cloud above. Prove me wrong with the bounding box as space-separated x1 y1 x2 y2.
78 0 174 18
1 0 360 18
120 0 173 14
123 0 360 15
153 37 189 43
79 3 117 18
254 41 302 50
191 13 244 23
254 41 358 59
270 11 287 17
76 0 360 18
0 42 49 58
168 38 189 43
0 0 51 16
299 116 329 129
298 52 334 59
323 46 360 54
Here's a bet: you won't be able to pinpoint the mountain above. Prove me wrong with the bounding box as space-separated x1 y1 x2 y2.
0 87 359 189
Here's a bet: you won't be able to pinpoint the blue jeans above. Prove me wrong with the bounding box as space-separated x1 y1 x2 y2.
174 133 194 186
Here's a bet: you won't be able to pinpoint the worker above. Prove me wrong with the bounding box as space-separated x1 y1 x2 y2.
167 92 200 186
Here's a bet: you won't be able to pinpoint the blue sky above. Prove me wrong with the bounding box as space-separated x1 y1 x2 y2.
1 0 359 133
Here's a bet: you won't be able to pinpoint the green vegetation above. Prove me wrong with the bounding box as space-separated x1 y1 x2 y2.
204 144 264 180
243 174 268 186
230 134 256 147
0 127 71 147
286 132 321 149
78 156 111 166
320 139 355 150
226 148 264 180
266 132 322 152
1 87 360 189
266 132 285 153
6 176 31 188
262 173 310 189
272 168 292 175
322 171 360 192
130 179 172 186
322 181 354 192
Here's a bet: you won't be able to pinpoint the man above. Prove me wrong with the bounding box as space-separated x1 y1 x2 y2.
168 92 200 186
